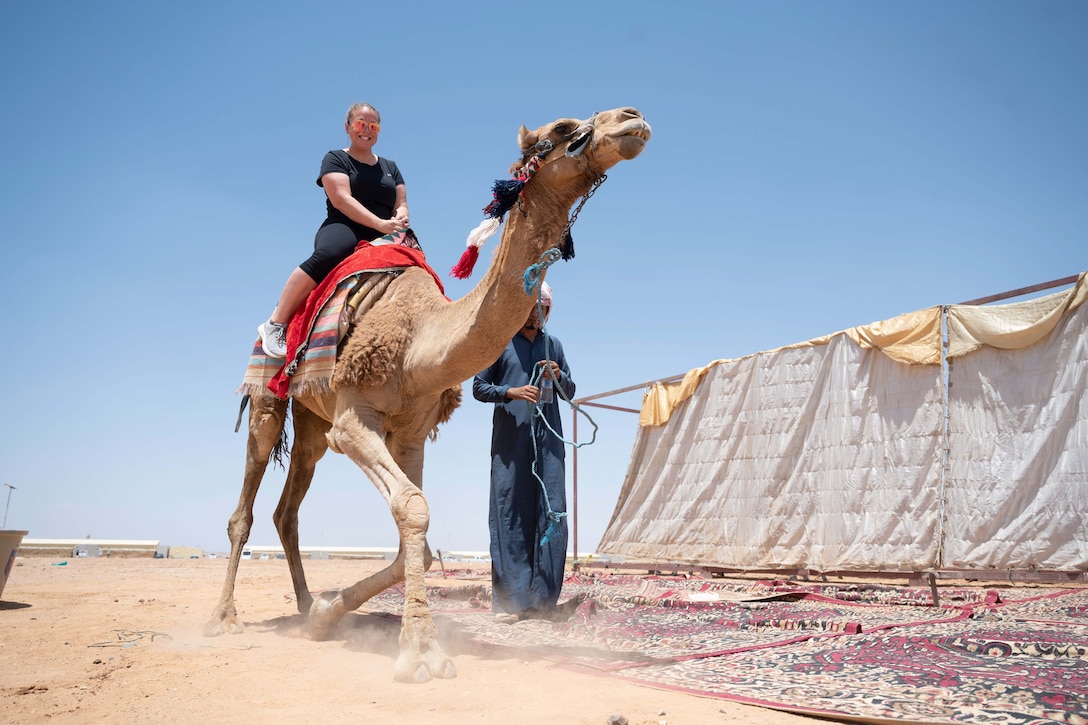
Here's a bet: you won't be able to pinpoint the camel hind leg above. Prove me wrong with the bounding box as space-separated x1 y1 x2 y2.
272 401 330 614
204 394 287 637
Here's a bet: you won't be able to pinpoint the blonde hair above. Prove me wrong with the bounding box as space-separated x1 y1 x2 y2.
346 102 381 123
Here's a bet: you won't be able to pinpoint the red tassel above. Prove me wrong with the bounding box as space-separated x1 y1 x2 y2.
450 245 480 279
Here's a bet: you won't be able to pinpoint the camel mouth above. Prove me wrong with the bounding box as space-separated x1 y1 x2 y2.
607 118 652 143
600 119 651 159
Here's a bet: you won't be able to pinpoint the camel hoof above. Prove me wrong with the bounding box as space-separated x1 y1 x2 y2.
394 654 434 684
308 591 342 641
422 645 456 679
392 646 456 683
203 614 244 637
432 658 457 680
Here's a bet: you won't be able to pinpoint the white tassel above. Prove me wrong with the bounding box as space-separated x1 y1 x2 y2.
466 217 501 249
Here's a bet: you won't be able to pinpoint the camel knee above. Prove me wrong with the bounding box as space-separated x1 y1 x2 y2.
227 511 253 543
392 490 430 534
271 506 295 534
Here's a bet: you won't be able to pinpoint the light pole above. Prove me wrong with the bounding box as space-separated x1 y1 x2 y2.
2 484 15 529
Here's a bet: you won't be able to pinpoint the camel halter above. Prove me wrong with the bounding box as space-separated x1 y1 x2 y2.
449 120 605 280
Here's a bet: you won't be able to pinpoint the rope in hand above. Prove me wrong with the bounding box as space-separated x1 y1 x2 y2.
522 255 600 547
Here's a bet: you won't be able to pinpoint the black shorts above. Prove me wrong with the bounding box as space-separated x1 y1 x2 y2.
298 220 378 283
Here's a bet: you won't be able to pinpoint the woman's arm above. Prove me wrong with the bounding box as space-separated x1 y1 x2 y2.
321 173 403 235
393 184 409 226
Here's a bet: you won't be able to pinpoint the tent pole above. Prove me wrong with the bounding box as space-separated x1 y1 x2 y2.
572 411 579 564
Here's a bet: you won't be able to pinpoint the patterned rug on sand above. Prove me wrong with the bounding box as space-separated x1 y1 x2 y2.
363 574 1088 724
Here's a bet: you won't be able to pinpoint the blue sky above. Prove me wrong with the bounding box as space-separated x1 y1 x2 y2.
1 1 1084 554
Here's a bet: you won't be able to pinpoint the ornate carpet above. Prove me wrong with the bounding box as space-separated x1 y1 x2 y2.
365 573 1088 724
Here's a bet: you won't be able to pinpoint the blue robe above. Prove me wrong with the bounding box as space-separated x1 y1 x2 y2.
472 330 576 614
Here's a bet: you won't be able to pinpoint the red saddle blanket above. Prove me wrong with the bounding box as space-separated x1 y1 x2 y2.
264 233 445 399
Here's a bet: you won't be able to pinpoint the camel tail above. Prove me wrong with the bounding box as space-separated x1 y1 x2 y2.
270 408 291 469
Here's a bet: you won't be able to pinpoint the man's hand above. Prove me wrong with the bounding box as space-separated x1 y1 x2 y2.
506 385 540 403
537 360 561 381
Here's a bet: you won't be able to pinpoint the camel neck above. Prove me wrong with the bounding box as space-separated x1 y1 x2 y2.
410 170 589 390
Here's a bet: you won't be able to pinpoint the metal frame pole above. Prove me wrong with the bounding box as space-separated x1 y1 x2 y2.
2 484 15 529
571 413 578 561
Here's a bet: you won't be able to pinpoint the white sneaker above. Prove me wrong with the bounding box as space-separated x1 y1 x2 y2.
257 320 288 358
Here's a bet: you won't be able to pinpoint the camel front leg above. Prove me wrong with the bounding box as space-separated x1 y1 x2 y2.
205 394 287 637
309 401 454 682
388 484 454 683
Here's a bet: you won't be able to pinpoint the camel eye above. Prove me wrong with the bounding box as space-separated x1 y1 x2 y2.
552 123 572 136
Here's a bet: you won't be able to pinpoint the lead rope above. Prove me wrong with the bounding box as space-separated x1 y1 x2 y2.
522 264 600 547
464 153 608 547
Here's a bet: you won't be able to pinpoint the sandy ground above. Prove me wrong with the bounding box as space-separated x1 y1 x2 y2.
0 557 819 725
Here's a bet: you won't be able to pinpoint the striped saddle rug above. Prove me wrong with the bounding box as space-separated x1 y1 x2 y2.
239 230 443 401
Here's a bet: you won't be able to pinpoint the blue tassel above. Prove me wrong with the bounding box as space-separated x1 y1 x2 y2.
540 519 558 547
539 511 566 547
483 178 525 219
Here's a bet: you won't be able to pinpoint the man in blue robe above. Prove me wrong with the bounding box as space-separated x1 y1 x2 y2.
472 282 576 621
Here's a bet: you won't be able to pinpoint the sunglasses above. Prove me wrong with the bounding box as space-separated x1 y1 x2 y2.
351 119 381 134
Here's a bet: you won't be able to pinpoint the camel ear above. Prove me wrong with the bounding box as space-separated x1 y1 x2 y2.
517 125 536 152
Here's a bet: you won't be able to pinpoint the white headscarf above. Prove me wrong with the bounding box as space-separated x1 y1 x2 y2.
540 281 553 307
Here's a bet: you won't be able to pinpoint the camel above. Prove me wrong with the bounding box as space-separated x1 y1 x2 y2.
204 107 652 683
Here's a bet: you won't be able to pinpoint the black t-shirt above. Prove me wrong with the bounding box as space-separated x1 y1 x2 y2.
317 150 405 239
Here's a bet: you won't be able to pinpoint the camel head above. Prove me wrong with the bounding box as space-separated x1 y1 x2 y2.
512 106 652 191
450 107 651 280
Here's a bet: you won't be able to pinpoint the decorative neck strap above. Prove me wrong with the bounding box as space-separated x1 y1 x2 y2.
482 155 544 220
449 153 547 279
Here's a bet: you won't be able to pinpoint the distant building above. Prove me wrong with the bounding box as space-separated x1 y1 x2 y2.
167 545 204 559
19 539 160 558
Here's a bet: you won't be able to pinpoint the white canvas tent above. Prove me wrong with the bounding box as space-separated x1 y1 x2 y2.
588 272 1087 576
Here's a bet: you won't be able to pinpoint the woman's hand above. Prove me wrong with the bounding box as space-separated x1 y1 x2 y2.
381 217 404 235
